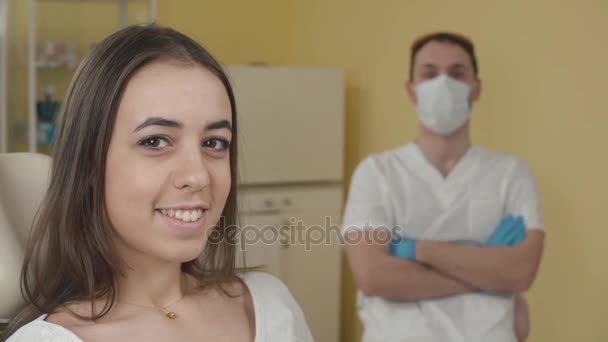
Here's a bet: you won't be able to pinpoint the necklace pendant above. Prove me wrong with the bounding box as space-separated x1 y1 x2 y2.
162 308 177 319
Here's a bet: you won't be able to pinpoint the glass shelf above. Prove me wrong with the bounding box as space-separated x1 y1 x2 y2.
0 0 155 154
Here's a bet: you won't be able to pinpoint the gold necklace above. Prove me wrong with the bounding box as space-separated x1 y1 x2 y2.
118 297 183 319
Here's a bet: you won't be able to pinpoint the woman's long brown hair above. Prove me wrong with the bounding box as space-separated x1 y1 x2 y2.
3 25 239 340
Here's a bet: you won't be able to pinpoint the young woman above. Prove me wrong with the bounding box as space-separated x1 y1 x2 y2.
3 25 312 342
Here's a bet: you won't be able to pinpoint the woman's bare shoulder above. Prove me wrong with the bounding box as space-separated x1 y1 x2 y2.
44 302 124 342
46 303 97 329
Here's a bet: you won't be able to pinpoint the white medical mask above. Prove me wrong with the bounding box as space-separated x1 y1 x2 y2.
414 74 471 135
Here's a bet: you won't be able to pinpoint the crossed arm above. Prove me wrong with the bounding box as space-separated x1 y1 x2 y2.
346 228 544 301
345 157 545 301
415 230 544 293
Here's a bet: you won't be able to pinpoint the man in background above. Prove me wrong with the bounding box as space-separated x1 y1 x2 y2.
343 32 544 342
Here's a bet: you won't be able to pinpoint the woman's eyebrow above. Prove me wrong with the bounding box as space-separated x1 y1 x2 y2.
206 119 232 132
133 117 183 132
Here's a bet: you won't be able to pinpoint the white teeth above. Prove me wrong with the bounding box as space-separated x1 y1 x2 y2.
160 209 204 223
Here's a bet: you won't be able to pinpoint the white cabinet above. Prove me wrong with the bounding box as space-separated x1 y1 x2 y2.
239 185 344 342
0 0 156 153
230 65 345 342
227 65 345 184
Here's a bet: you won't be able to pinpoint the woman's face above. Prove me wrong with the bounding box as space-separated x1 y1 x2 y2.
104 60 232 265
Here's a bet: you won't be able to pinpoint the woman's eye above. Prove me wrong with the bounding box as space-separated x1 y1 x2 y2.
139 136 169 150
204 138 230 151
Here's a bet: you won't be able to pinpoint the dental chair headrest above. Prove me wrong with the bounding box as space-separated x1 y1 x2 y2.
0 153 51 320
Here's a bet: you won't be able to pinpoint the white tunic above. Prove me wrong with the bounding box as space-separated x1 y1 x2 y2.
342 143 543 342
5 272 313 342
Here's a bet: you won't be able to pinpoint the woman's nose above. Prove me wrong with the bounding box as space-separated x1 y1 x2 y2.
172 150 211 192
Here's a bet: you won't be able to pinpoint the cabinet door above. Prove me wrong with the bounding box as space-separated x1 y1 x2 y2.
279 187 342 342
239 185 343 342
227 66 344 184
235 211 283 277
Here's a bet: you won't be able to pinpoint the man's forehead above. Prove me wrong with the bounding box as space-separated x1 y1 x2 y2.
414 41 472 67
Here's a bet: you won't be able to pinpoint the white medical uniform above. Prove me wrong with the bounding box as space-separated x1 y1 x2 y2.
343 143 543 342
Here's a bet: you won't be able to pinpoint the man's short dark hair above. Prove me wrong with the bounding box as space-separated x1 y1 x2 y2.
409 32 478 80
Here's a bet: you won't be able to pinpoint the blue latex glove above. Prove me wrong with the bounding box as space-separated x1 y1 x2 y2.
389 236 416 261
486 215 526 247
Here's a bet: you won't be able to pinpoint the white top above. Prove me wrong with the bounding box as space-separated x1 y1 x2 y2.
342 143 543 342
5 272 313 342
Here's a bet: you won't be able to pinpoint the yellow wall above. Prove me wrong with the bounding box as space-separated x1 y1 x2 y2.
157 0 291 65
283 1 608 341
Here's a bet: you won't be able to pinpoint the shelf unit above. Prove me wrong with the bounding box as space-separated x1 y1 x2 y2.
0 0 156 154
